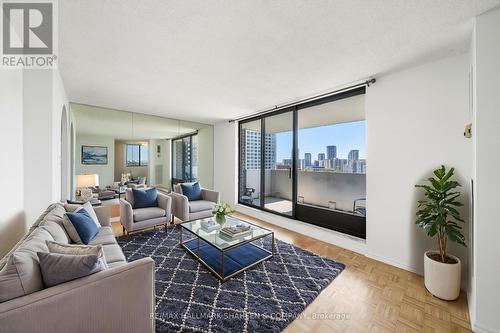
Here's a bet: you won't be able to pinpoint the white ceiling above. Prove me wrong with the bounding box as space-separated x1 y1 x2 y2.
59 0 500 124
243 94 365 133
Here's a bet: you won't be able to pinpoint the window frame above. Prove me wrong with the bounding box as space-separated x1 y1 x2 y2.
171 132 198 187
125 143 148 167
237 86 366 238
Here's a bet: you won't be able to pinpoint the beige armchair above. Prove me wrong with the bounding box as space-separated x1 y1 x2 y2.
120 188 172 234
170 183 220 222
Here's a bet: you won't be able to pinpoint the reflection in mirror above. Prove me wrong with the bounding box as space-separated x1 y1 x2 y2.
70 103 213 196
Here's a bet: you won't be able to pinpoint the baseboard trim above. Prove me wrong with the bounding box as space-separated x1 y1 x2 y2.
365 252 421 275
472 323 495 333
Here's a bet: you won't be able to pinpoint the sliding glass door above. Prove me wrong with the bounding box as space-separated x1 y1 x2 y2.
238 87 366 238
264 112 294 216
295 88 366 237
239 120 262 207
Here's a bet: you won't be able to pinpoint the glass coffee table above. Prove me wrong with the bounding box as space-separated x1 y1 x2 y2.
179 216 275 282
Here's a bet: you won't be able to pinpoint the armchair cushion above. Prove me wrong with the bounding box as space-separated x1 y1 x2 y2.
180 182 202 201
132 188 158 209
189 200 216 213
133 207 166 222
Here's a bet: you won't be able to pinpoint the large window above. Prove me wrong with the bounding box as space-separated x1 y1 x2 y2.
238 87 366 238
172 133 198 186
126 144 148 166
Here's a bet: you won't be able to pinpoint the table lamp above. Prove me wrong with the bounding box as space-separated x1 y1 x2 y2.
76 174 99 201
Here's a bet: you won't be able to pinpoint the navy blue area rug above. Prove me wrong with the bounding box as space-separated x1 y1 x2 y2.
117 225 345 333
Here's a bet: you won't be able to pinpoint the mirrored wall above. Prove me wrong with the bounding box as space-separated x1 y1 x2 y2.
70 103 213 199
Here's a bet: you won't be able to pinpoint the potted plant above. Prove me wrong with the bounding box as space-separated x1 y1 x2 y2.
212 203 233 227
415 165 466 300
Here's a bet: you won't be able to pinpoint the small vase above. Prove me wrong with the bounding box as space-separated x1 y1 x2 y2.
215 214 226 227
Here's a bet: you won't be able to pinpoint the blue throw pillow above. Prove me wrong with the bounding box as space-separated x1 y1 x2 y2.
65 209 99 245
180 182 202 201
132 188 158 209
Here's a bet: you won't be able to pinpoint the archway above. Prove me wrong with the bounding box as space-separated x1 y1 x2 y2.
60 106 69 200
70 122 75 199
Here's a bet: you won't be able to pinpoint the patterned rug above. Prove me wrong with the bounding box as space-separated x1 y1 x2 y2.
117 225 345 333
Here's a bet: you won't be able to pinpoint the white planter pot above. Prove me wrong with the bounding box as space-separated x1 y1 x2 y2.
424 251 461 300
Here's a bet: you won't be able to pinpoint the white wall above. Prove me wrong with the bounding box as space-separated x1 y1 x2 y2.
75 134 115 187
23 69 69 225
213 121 238 205
0 68 68 257
149 139 170 186
214 53 472 277
366 54 471 281
470 6 500 333
197 126 214 189
0 69 25 257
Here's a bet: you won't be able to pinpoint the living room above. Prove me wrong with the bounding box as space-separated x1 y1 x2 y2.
1 1 500 333
71 102 214 204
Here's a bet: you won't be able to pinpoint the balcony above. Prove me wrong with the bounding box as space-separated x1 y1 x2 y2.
242 169 366 216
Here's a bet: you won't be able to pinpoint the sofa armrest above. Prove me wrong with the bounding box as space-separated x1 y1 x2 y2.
157 192 172 216
0 258 155 333
93 206 111 227
120 198 134 230
170 192 189 221
201 189 220 204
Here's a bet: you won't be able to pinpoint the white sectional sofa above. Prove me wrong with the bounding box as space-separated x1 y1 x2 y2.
0 202 155 333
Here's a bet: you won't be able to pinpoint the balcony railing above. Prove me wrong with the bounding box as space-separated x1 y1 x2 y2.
242 169 366 216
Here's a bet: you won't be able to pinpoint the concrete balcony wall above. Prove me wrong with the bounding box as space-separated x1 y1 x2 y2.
269 169 366 212
243 169 366 212
242 169 272 198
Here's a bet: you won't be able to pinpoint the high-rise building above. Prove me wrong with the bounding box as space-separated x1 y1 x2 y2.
348 150 359 161
239 129 276 169
318 153 325 161
298 159 306 170
326 145 337 159
304 153 312 167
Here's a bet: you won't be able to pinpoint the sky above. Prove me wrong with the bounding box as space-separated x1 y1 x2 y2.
275 120 366 162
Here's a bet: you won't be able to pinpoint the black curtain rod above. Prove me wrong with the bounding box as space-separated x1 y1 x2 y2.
229 78 376 123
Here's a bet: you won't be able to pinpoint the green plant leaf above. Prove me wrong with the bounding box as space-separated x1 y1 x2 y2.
415 165 466 250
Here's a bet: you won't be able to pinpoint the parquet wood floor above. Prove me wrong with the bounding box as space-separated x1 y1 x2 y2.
111 208 471 333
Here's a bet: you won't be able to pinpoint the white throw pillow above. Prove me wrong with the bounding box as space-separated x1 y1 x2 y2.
62 215 83 244
80 202 101 228
46 240 104 258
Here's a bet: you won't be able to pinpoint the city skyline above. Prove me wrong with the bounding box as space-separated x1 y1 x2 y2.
275 120 366 161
